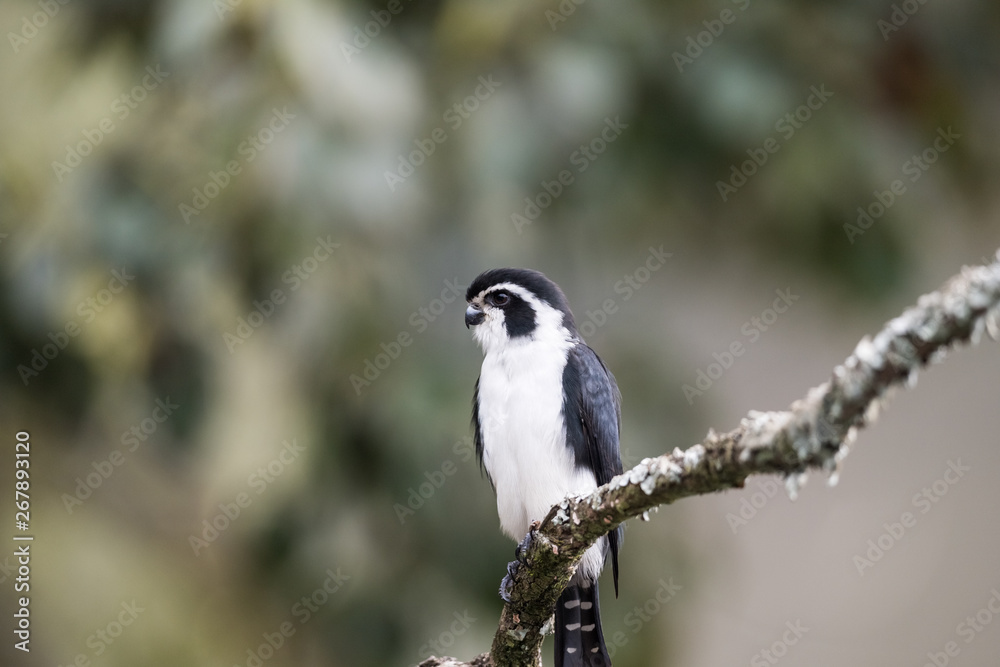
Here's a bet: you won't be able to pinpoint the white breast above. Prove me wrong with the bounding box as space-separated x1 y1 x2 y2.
478 337 599 542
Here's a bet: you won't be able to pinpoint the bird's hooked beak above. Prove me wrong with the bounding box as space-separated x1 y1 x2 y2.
465 303 485 328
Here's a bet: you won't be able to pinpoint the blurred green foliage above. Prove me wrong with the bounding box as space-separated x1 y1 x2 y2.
1 0 999 665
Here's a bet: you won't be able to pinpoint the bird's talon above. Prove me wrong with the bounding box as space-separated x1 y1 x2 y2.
499 570 515 603
500 555 526 603
514 529 535 563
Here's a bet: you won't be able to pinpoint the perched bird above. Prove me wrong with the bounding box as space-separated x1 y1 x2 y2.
465 268 623 667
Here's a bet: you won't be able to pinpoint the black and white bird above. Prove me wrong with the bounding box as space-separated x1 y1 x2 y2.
465 268 623 667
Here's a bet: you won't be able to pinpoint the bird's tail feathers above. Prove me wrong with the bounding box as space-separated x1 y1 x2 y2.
554 581 611 667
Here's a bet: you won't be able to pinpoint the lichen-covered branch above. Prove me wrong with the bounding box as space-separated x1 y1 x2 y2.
419 252 1000 667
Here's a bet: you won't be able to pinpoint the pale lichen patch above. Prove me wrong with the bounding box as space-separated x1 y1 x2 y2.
682 444 705 471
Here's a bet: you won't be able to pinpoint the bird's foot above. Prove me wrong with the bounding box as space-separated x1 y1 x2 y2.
514 524 538 562
500 524 539 603
499 559 520 603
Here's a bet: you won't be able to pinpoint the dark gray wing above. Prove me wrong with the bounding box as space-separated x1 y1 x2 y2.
562 343 624 594
471 377 494 490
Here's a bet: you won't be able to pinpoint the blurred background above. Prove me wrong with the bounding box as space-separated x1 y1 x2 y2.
1 0 999 665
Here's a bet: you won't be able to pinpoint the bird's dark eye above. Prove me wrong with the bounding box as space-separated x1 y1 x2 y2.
491 292 510 306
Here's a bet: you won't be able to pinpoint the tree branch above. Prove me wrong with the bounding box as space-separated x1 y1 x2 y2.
419 252 1000 667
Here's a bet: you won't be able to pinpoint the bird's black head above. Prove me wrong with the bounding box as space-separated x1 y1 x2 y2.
465 268 577 350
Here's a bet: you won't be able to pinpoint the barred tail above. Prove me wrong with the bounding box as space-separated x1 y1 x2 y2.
554 581 611 667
